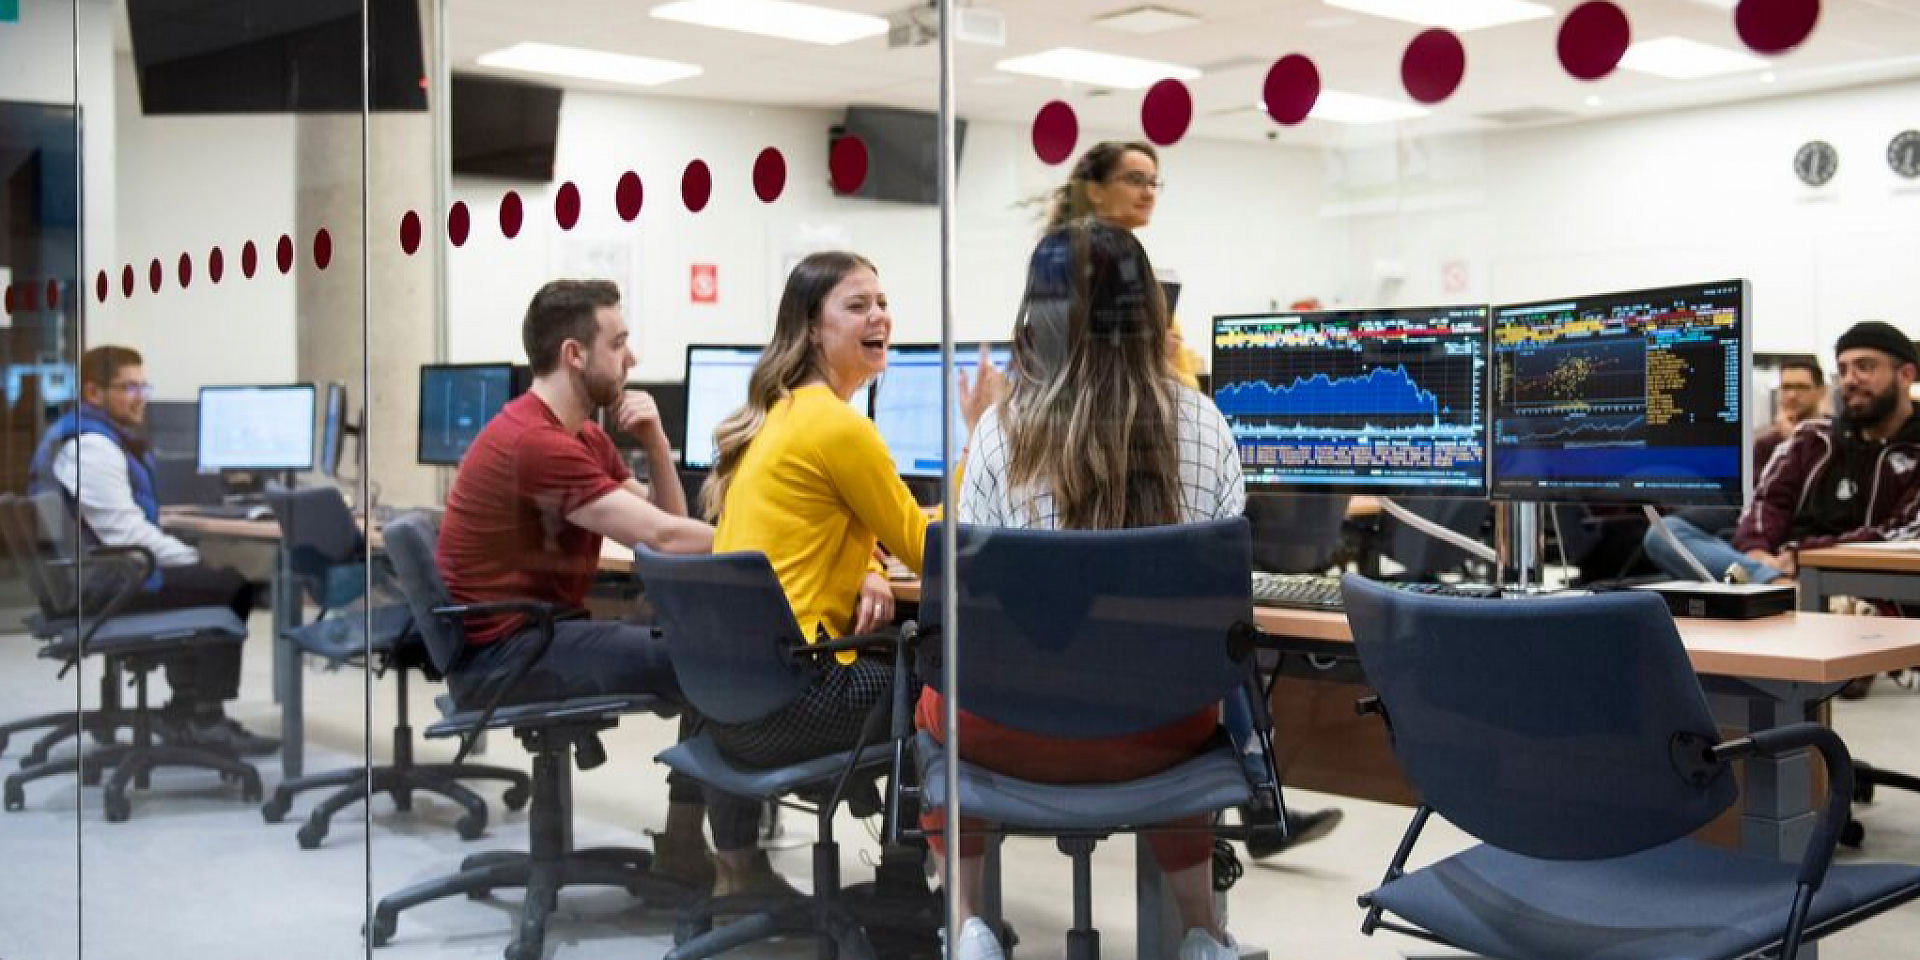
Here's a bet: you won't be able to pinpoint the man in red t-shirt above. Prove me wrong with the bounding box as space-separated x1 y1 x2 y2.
438 279 716 881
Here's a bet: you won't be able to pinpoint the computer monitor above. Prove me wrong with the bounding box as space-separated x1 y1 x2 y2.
144 399 199 460
319 382 351 478
418 363 516 466
196 384 317 472
681 345 871 471
604 381 688 454
1489 280 1749 506
870 343 1013 479
1211 306 1490 495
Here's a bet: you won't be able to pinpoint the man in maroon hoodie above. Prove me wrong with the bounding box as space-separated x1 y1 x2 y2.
1645 321 1920 584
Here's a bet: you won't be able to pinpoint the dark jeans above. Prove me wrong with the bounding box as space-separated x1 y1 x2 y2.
113 563 255 713
450 618 703 805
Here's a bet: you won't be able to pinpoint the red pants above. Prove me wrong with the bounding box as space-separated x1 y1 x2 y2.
915 689 1218 873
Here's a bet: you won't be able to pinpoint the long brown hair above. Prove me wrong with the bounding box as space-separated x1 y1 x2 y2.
1002 219 1179 529
701 251 876 521
1040 141 1159 233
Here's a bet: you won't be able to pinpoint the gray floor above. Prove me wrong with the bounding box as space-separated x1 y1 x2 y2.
2 610 1918 960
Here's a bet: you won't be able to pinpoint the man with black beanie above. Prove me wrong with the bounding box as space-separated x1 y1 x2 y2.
1645 320 1920 585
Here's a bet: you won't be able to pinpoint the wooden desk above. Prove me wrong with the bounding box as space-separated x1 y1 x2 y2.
1798 543 1920 613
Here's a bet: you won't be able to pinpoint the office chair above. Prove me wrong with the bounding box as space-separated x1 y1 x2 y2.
258 487 529 848
1245 492 1348 574
635 547 940 960
913 519 1286 960
0 493 132 765
1342 574 1920 960
370 512 692 960
0 492 261 821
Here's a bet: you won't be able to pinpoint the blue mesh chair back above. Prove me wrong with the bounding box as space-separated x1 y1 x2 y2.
266 487 367 609
633 548 815 725
1341 573 1736 860
383 513 466 678
1247 492 1348 573
920 519 1254 740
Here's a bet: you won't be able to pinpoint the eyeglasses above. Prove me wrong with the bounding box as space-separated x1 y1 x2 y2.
108 381 154 398
1778 383 1818 392
1111 172 1163 190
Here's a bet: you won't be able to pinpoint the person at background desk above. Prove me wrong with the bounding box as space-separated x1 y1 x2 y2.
696 252 1004 897
1758 356 1827 469
28 345 276 756
1645 321 1920 587
1038 140 1206 389
437 279 717 884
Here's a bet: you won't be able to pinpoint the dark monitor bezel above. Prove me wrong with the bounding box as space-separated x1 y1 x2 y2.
871 341 1013 480
417 362 516 467
319 381 349 478
1211 305 1493 499
1486 278 1751 507
195 383 318 473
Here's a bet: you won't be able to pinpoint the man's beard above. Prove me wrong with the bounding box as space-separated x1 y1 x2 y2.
1842 385 1898 428
583 369 623 411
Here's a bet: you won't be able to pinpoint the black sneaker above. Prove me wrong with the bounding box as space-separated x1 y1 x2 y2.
176 716 281 757
1244 807 1344 861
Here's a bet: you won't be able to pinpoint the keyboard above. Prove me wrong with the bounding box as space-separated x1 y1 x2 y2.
1250 573 1503 611
181 502 268 521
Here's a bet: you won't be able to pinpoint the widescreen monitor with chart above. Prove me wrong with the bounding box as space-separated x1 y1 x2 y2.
872 343 1013 479
1489 280 1749 506
197 384 316 472
418 364 515 466
1212 307 1489 495
682 346 871 470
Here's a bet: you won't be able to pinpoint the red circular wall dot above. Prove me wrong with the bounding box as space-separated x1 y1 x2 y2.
682 160 713 213
1402 28 1467 105
3 286 12 315
121 265 135 298
313 228 333 270
1737 0 1820 55
148 259 163 294
177 253 193 289
1559 2 1630 81
499 191 524 239
1141 79 1193 147
555 181 581 230
1263 55 1321 126
615 171 645 221
241 241 259 279
276 234 294 274
753 148 786 203
45 279 59 311
829 136 869 194
448 201 471 248
209 247 225 284
400 211 422 255
95 270 108 303
1031 101 1079 165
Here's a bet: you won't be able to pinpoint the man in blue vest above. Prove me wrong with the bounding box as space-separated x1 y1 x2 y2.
29 345 276 756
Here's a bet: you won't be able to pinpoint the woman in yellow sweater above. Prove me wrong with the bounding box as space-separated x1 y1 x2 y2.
698 250 996 894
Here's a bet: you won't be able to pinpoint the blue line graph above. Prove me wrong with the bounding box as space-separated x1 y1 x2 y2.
1215 365 1443 419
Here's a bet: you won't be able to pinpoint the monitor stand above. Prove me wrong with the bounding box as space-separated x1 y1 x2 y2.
1494 501 1549 593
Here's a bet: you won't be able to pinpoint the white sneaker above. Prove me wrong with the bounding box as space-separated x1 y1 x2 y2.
1178 928 1240 960
938 917 1006 960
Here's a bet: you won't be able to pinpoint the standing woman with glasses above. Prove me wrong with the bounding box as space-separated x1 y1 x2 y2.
1039 141 1206 387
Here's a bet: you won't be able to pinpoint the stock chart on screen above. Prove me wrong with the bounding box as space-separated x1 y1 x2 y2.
1489 280 1748 505
1211 306 1489 494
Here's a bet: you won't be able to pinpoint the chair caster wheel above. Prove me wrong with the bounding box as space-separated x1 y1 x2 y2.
5 785 25 811
505 940 541 960
1842 819 1866 849
104 795 131 823
456 814 486 841
262 796 291 823
502 784 530 811
365 914 397 948
241 780 263 804
297 822 327 850
1855 781 1876 804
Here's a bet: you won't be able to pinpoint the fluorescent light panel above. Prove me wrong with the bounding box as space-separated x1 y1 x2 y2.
1094 5 1203 35
996 47 1200 89
476 42 701 86
1305 90 1430 125
649 0 888 45
1619 36 1767 79
1323 0 1553 32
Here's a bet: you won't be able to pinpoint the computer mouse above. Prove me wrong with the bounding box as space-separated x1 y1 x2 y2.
246 505 272 522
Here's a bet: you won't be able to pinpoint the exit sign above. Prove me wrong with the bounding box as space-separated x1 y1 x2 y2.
0 1 17 23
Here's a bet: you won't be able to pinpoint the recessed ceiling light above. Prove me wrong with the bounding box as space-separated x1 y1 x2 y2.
650 0 888 46
1094 5 1202 35
996 47 1201 89
1760 70 1778 83
1286 89 1430 125
1322 0 1553 32
1619 36 1768 80
476 42 703 87
1686 0 1738 9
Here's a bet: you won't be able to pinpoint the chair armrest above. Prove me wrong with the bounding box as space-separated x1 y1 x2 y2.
1710 722 1855 889
433 599 578 764
788 628 905 660
75 545 158 656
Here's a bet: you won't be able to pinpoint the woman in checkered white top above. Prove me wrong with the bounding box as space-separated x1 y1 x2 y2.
919 218 1248 960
